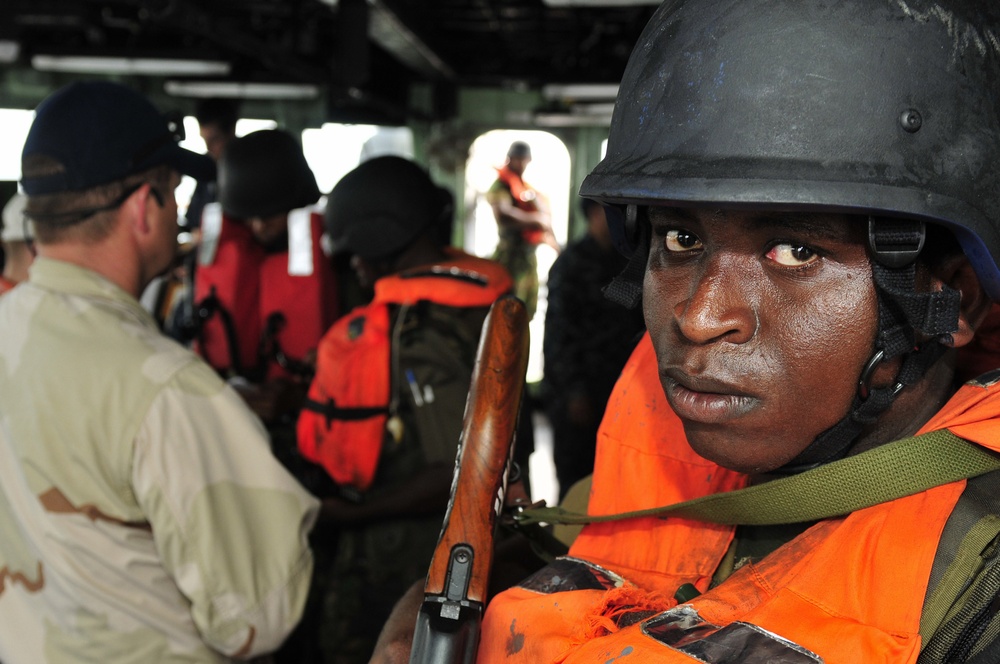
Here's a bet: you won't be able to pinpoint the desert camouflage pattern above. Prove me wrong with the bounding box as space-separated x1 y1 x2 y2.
0 258 319 663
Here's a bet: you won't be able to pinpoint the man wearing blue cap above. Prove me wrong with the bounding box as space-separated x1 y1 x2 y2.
0 81 319 663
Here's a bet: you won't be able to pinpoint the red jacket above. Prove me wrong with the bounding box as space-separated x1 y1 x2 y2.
495 166 543 245
193 202 338 380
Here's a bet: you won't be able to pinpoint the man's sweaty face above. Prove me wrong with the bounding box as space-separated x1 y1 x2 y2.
643 207 878 474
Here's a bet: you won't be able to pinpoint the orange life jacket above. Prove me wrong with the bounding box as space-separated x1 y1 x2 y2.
479 334 1000 664
193 202 338 380
0 276 16 296
495 166 543 245
296 251 512 491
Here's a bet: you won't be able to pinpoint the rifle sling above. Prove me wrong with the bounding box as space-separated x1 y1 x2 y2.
515 430 1000 527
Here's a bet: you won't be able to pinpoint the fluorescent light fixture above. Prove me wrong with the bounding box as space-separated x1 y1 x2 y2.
32 55 230 76
542 84 619 101
164 81 320 100
0 40 20 64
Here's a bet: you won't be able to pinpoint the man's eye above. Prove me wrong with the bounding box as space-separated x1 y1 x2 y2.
665 230 702 253
766 243 817 266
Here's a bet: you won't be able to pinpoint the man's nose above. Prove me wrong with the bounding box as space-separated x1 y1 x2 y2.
673 255 758 345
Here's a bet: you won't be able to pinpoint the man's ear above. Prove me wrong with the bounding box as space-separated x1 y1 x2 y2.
932 253 993 348
124 184 153 237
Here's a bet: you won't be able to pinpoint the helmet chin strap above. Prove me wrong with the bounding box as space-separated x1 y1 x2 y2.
603 205 648 310
776 218 961 474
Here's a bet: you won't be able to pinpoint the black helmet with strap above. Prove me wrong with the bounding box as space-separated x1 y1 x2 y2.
218 129 320 220
581 0 1000 470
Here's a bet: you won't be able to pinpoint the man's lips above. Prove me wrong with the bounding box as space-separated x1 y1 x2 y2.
660 368 759 424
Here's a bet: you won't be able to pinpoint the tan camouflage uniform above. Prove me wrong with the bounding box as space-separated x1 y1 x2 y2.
0 258 319 663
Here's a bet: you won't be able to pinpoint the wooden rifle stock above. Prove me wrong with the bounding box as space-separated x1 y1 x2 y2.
408 295 529 664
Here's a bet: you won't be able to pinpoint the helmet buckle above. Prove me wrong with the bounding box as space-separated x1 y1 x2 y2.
868 217 926 268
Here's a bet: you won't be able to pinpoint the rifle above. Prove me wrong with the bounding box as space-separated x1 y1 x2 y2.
408 295 530 664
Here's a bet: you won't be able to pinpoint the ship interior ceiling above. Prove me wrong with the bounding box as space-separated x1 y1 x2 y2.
0 0 659 126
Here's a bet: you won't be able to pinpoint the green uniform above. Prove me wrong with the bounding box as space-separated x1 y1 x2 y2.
487 177 540 320
319 300 493 664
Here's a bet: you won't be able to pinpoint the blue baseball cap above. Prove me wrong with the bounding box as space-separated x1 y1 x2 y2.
21 81 215 196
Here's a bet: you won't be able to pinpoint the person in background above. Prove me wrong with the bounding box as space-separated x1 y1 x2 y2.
487 140 557 321
154 98 240 340
0 192 34 294
0 80 318 664
185 97 239 232
542 197 644 500
296 156 513 664
193 128 340 429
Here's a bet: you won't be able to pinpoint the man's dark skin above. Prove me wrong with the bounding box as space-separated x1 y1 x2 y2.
367 205 993 662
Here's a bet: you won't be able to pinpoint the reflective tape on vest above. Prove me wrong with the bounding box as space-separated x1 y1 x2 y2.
518 556 625 594
642 606 823 664
287 207 315 276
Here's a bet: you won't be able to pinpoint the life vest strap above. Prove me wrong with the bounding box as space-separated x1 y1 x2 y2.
302 397 389 427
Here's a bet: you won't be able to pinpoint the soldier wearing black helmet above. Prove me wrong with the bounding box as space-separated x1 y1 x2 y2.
372 1 1000 663
192 128 340 424
297 156 513 663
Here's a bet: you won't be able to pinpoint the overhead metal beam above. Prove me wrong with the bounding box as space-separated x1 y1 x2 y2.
318 0 456 82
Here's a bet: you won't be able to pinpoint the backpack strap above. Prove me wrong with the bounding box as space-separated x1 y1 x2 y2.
919 470 1000 662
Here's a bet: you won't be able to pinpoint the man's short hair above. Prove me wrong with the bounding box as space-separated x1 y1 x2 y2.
25 162 173 245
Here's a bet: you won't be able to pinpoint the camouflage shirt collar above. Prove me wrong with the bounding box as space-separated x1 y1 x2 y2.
28 257 159 330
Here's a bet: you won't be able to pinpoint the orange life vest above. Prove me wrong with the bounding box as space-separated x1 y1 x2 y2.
495 166 543 245
479 334 1000 664
296 251 512 491
193 202 338 380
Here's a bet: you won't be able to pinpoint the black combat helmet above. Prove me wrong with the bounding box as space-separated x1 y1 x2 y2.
218 129 320 219
582 0 1000 302
324 156 452 261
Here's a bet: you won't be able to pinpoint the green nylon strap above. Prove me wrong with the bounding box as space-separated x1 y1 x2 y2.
515 430 1000 527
